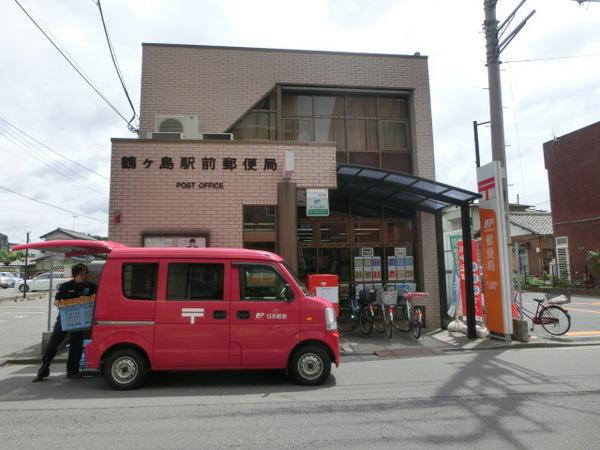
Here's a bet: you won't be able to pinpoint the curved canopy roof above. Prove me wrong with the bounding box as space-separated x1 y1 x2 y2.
336 164 481 214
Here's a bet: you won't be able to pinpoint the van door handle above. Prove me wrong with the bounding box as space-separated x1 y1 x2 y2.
236 310 251 320
213 310 227 320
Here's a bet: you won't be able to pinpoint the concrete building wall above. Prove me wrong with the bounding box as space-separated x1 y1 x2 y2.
109 140 337 247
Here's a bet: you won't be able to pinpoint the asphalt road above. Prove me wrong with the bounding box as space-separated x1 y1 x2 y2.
1 346 599 449
518 292 600 337
0 296 56 358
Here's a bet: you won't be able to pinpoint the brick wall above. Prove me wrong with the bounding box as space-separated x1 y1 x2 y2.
109 140 337 247
544 121 600 280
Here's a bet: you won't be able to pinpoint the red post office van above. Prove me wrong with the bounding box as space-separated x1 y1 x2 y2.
15 240 340 390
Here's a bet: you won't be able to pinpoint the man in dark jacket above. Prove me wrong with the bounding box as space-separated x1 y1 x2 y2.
33 263 97 382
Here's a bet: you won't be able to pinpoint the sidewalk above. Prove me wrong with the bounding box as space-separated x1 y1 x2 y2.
0 292 48 305
3 328 600 367
339 328 600 358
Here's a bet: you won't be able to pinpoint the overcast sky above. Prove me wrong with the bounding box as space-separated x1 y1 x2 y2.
1 0 598 244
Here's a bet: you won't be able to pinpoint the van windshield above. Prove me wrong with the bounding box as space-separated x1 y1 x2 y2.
282 262 310 296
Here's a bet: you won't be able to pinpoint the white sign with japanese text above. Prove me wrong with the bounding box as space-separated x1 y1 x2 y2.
306 189 329 217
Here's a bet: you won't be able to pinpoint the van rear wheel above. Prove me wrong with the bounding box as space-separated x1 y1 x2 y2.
103 348 148 390
289 345 331 386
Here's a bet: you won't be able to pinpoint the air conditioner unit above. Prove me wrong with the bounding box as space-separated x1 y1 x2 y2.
202 132 234 141
154 115 200 139
147 132 183 140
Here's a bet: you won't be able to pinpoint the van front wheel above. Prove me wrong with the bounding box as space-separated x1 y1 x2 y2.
103 348 148 390
289 345 331 386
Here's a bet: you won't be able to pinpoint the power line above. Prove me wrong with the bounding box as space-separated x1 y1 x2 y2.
0 116 109 181
0 129 108 194
95 0 139 133
13 0 135 130
504 53 600 64
0 184 108 224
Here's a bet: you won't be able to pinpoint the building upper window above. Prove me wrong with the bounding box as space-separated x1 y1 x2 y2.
281 91 410 155
230 90 276 140
227 87 412 172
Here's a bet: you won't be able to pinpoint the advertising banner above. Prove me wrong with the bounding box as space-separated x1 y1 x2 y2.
448 234 462 315
458 239 483 319
477 161 513 338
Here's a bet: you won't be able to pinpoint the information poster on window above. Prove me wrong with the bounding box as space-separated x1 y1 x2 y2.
394 247 407 258
387 256 397 280
386 253 414 281
354 257 364 281
363 256 373 281
372 256 382 281
405 256 414 280
143 236 207 248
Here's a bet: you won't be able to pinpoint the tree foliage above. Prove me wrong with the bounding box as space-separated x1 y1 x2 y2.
0 249 25 266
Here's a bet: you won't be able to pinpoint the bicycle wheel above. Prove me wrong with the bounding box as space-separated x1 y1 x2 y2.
358 307 373 336
384 320 393 340
392 305 404 331
409 306 422 339
539 305 571 336
372 306 385 333
337 307 358 332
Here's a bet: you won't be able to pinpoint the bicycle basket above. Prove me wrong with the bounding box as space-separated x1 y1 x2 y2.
544 294 571 305
381 290 398 306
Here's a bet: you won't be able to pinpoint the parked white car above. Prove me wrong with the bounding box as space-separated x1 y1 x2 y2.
0 272 24 289
19 272 71 293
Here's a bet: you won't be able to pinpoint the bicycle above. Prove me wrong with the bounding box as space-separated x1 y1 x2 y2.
337 284 374 335
392 290 428 339
513 291 571 336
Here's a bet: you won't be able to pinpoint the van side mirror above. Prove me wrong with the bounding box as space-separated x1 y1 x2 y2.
283 283 294 302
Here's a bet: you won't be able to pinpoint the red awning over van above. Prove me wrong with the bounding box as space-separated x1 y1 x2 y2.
13 240 127 257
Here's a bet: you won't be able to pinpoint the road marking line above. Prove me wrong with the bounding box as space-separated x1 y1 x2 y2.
14 315 26 319
565 331 600 336
568 307 600 315
570 302 600 307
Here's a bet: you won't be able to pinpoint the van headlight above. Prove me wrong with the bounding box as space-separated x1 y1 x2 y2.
325 307 337 331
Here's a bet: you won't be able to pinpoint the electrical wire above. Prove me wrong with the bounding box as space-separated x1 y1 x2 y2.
0 184 108 224
95 0 139 133
13 0 135 130
0 116 109 181
504 53 600 63
0 122 108 192
0 130 108 194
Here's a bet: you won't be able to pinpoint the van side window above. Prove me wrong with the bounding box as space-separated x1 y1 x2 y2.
240 265 287 301
122 263 158 300
167 264 224 301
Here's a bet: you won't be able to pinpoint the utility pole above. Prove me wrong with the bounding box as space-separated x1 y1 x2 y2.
22 229 30 300
484 0 534 209
482 0 535 340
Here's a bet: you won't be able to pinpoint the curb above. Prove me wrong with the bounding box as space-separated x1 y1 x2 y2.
0 294 47 304
340 337 600 357
2 357 67 366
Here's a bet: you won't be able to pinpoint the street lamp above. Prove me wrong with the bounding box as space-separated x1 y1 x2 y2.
22 228 30 300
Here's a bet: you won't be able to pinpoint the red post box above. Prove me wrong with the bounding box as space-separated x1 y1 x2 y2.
306 274 340 315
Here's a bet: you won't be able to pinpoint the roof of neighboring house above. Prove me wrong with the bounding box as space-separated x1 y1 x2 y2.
510 212 553 236
39 228 96 241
